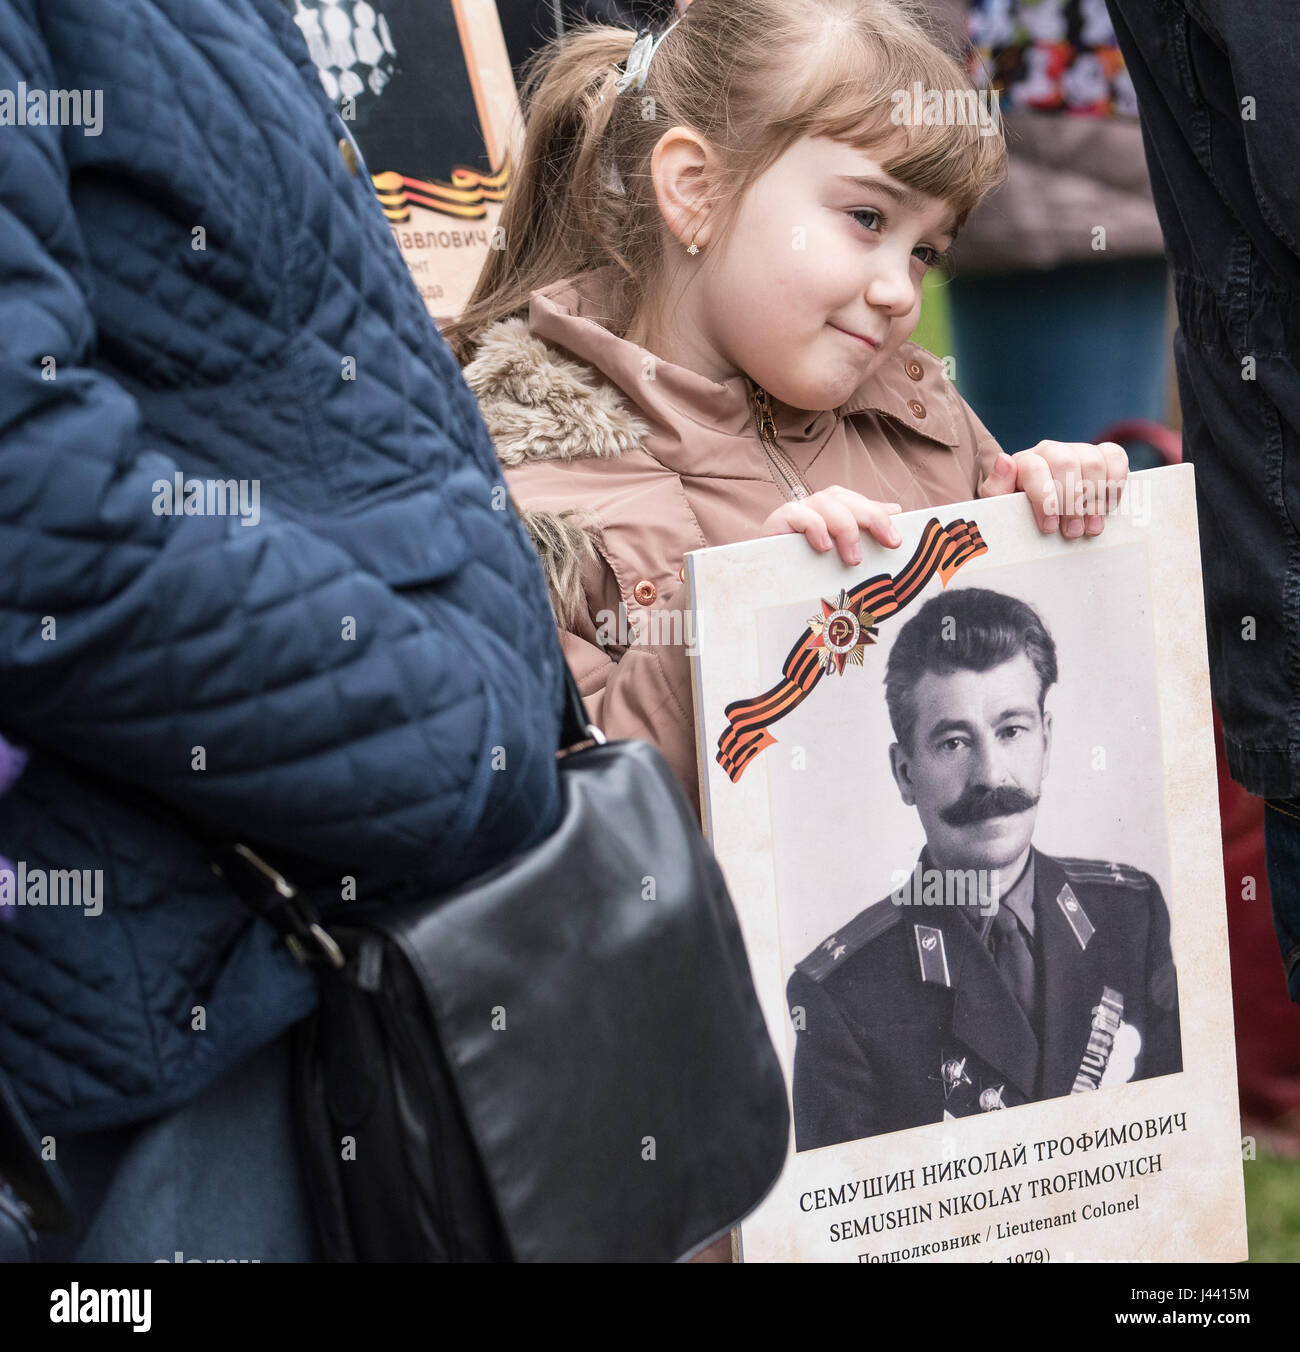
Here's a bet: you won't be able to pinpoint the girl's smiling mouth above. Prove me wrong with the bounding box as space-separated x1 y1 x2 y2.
828 323 882 350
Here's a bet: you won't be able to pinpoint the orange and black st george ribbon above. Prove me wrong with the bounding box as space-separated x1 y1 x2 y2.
715 518 988 782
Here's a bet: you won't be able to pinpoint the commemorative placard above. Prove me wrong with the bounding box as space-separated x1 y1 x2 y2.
687 465 1247 1263
287 0 520 321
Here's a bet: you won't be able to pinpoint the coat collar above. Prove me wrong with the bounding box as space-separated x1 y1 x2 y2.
1034 850 1109 1098
470 268 962 471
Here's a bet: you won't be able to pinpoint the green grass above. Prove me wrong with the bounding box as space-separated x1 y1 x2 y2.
906 270 955 368
1245 1151 1300 1262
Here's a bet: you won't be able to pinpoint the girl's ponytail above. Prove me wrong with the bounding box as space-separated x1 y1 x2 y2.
443 27 640 365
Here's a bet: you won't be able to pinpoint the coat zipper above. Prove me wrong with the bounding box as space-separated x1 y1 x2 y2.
750 383 809 501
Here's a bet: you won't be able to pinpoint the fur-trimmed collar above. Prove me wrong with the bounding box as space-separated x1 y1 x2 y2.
462 316 651 467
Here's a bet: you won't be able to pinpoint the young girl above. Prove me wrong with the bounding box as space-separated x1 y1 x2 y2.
447 0 1129 811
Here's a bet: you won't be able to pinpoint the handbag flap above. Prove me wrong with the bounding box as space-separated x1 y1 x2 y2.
376 737 789 1262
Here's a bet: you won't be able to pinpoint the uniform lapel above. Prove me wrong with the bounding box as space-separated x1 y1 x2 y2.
940 901 1039 1100
1036 850 1105 1098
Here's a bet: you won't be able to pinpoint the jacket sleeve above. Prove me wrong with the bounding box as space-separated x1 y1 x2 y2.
951 386 1006 493
0 9 563 891
787 968 883 1152
1140 878 1183 1080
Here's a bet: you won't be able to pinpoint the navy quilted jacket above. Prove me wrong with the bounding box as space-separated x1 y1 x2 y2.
0 0 565 1134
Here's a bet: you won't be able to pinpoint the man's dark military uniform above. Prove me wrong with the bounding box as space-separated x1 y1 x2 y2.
787 849 1182 1152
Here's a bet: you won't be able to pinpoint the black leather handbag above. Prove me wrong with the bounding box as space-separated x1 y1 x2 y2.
218 669 789 1262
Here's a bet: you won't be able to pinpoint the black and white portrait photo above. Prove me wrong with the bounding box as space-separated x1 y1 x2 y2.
782 582 1182 1151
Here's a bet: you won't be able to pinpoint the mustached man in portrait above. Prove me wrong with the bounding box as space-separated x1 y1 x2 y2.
787 587 1182 1151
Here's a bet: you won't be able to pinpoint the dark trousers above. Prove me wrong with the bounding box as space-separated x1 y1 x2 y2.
1108 0 1300 996
35 1032 316 1263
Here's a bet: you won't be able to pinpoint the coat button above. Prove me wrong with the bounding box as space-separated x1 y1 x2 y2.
905 359 925 381
633 579 658 605
907 399 926 419
339 137 359 176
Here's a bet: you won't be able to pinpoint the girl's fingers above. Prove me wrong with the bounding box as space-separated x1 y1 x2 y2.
1099 441 1129 486
848 500 902 549
1018 440 1134 538
1072 444 1107 537
825 489 904 549
1010 451 1057 532
765 492 905 561
978 451 1019 499
1090 441 1130 535
813 494 865 564
773 503 833 552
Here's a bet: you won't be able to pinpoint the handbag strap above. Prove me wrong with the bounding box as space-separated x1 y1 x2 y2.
559 664 604 753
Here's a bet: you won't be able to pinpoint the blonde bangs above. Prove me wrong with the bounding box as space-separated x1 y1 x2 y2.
752 12 1007 228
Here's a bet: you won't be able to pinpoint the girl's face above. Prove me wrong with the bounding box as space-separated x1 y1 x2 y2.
681 135 957 411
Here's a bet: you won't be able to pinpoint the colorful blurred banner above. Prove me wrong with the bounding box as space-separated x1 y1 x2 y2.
287 0 521 321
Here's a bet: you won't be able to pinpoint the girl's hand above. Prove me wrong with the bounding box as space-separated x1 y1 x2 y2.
760 485 903 566
979 441 1130 537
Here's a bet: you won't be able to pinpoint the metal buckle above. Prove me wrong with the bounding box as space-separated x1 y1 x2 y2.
287 922 346 971
557 723 607 759
231 842 297 898
228 845 345 970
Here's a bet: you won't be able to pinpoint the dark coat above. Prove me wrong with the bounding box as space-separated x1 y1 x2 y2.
787 849 1182 1151
0 0 565 1134
1106 0 1300 999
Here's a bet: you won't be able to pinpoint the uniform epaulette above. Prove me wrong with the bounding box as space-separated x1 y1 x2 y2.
1057 856 1152 890
797 900 903 983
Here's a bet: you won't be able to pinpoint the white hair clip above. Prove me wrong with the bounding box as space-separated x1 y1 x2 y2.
614 16 683 95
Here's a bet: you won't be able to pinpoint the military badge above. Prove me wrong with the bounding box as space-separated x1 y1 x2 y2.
806 589 877 675
979 1084 1006 1112
934 1052 978 1117
914 924 951 986
1070 986 1125 1092
1100 1021 1142 1087
941 1056 971 1094
1055 883 1096 949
